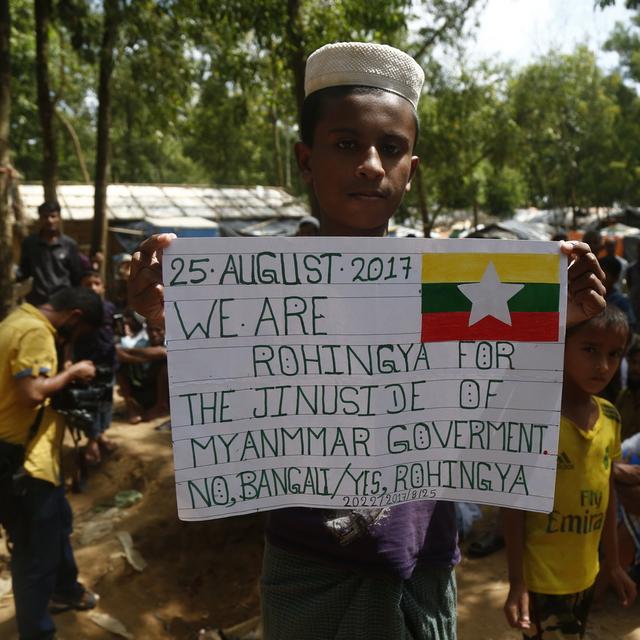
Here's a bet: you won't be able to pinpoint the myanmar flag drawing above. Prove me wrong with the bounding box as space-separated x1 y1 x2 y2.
421 252 560 342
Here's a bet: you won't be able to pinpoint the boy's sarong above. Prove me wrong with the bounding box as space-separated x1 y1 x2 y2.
522 587 594 640
261 540 457 640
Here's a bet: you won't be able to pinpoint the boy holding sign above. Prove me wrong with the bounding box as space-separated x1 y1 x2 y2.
129 42 606 640
504 306 637 639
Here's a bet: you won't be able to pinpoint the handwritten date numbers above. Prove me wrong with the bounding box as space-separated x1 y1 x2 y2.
351 256 411 282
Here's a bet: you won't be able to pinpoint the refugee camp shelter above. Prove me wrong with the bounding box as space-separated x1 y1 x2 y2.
17 183 309 254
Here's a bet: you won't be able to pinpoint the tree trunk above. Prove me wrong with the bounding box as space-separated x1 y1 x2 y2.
284 0 322 220
92 0 119 282
571 182 577 230
0 0 12 320
11 171 27 243
34 0 58 202
56 109 90 183
271 107 284 186
284 0 306 124
123 94 134 181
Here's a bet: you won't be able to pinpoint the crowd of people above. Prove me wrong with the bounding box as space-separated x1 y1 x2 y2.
586 230 640 618
0 199 169 640
22 202 170 434
1 40 639 640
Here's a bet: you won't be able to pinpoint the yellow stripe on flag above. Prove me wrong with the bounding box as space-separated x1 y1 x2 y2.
422 253 560 284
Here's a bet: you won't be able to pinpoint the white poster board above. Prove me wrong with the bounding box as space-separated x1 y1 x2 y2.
163 237 567 520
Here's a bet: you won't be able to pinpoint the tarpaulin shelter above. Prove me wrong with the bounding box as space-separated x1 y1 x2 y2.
17 183 309 254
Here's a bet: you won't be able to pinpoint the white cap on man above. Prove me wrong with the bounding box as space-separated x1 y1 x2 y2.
298 216 320 230
304 42 425 109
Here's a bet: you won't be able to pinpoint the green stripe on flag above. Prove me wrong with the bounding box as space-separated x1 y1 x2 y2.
421 282 560 313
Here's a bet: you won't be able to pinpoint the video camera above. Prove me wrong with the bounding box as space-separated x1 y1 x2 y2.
52 364 114 433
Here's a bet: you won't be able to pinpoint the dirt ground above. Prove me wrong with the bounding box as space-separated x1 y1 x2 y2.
1 415 639 640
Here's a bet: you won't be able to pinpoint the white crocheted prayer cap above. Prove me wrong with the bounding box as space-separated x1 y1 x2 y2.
304 42 424 109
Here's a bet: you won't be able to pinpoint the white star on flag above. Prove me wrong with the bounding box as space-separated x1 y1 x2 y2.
457 262 524 326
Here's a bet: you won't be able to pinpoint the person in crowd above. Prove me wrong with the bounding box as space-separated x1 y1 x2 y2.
599 255 637 402
503 306 636 639
616 336 640 442
600 255 636 330
116 322 168 424
295 216 321 236
128 42 607 640
583 229 603 258
116 253 133 281
119 308 148 348
17 200 85 305
608 426 640 614
112 253 133 311
626 243 640 325
90 250 105 274
614 433 640 588
0 287 103 640
604 237 628 289
466 512 505 558
72 270 118 463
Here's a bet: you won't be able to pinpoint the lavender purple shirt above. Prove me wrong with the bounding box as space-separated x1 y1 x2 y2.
266 501 460 580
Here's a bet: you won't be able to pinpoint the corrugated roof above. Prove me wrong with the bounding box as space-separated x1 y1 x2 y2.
145 216 220 229
18 183 308 222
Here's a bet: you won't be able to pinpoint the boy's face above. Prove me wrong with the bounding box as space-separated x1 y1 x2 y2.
295 91 419 236
81 274 105 297
564 324 628 395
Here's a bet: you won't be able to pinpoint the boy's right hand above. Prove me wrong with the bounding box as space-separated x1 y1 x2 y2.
128 233 176 326
504 581 531 630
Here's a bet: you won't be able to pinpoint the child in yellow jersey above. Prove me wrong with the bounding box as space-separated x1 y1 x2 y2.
503 305 637 639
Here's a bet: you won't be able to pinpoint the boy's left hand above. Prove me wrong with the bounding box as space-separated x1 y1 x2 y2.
560 241 606 328
604 563 637 607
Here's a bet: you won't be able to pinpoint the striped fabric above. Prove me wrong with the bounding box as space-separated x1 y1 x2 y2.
261 541 457 640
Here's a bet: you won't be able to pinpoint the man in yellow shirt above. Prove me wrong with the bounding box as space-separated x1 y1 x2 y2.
0 287 102 640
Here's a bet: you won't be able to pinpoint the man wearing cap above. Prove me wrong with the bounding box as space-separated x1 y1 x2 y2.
258 43 461 639
295 216 320 236
126 41 606 640
18 201 85 305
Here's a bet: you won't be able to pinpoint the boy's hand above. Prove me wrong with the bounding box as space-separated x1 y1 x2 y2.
504 581 531 630
604 563 637 607
128 233 176 326
560 241 606 328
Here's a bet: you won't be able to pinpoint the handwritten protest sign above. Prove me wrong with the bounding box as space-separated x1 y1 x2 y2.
164 237 567 521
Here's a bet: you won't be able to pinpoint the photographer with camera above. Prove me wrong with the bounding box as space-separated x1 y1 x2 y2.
66 270 118 466
0 287 102 640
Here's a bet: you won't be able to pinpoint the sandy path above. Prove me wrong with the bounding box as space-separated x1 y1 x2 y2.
1 416 638 639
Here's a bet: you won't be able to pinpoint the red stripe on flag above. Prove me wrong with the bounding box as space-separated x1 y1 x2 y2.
421 312 560 342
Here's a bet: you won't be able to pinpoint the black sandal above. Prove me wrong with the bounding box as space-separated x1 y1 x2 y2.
49 586 98 614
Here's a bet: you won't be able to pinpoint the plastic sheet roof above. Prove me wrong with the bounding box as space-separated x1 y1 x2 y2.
19 183 308 223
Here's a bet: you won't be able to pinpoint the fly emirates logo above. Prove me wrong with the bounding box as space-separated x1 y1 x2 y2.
545 490 604 535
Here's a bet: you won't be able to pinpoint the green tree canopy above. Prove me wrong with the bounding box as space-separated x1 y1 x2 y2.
5 0 640 226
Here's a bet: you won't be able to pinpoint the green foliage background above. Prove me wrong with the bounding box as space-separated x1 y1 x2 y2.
8 0 640 227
